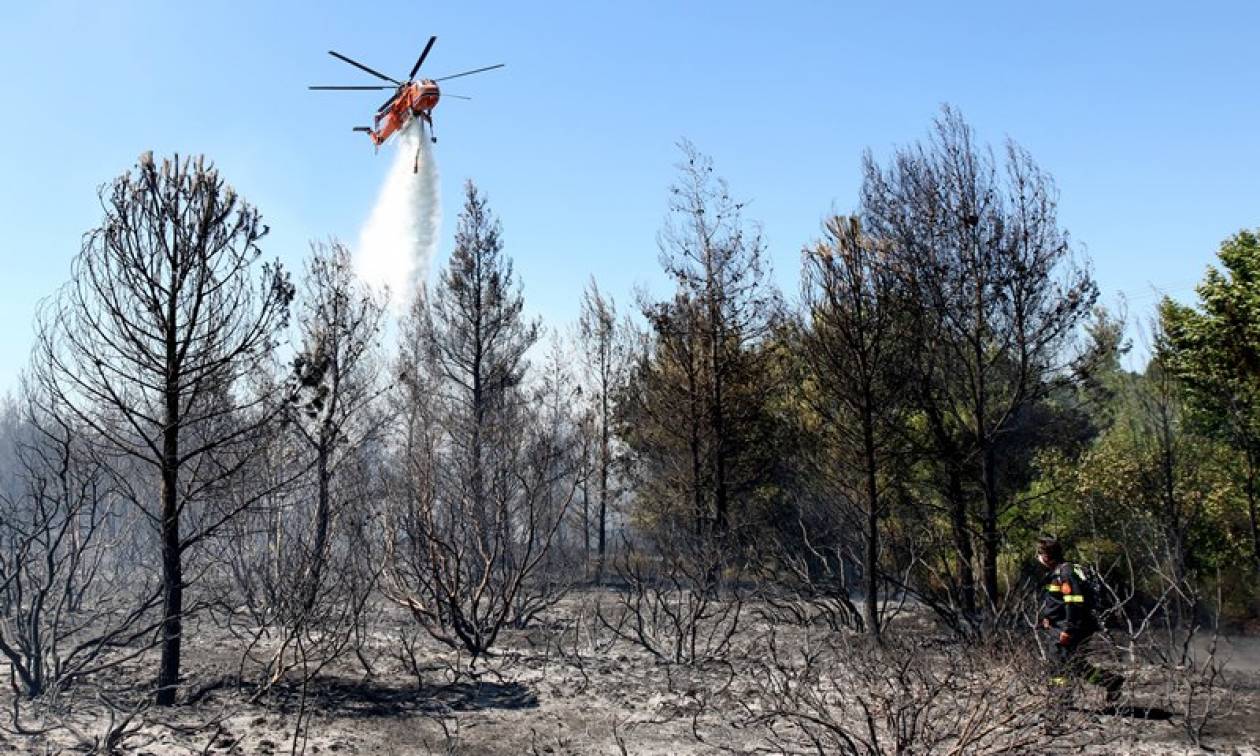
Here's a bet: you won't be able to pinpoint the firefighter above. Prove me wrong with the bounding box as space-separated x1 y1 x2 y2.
1036 536 1123 701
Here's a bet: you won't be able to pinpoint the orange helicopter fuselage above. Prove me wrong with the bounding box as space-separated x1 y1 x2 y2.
371 80 440 145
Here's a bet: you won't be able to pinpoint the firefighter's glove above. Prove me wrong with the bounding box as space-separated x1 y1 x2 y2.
1058 631 1072 646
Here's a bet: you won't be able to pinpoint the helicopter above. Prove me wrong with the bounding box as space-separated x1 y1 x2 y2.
310 36 502 163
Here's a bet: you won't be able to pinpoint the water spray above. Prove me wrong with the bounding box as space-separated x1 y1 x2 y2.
354 119 440 312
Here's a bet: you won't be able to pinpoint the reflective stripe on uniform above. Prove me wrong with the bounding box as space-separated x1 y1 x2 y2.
1046 584 1062 592
1063 595 1085 603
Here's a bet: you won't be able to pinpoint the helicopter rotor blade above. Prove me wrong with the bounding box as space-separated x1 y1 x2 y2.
309 85 394 90
408 36 437 80
377 91 401 113
328 51 401 85
433 64 504 82
442 94 473 100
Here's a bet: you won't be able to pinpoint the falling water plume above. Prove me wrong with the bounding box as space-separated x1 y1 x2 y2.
355 120 440 312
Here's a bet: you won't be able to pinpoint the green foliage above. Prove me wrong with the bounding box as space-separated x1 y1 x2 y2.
1160 230 1260 437
1024 366 1258 619
1159 229 1260 576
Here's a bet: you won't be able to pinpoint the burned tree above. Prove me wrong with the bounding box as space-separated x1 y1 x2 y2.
0 379 157 701
605 144 785 664
798 216 913 637
284 240 387 616
577 279 628 583
861 107 1097 612
33 153 292 704
221 239 387 694
622 141 784 540
383 182 581 662
621 293 707 536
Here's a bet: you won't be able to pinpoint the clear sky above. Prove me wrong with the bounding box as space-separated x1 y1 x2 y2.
2 1 1258 393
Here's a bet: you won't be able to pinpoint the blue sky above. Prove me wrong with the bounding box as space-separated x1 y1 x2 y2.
2 1 1258 393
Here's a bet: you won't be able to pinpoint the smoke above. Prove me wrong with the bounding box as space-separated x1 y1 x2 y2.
355 119 440 313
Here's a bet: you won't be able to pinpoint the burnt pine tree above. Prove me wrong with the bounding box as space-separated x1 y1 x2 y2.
216 239 386 694
578 279 627 582
425 181 538 555
0 377 152 699
628 141 782 538
286 239 387 615
862 107 1097 612
622 293 708 534
34 153 292 705
384 182 579 659
799 216 913 637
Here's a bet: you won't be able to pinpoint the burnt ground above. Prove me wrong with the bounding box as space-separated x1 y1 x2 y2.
2 590 1259 755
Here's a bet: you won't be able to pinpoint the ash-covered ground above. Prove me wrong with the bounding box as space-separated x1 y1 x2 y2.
3 590 1258 755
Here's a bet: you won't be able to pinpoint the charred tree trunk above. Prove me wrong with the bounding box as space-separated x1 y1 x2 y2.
303 443 331 615
948 464 976 616
157 463 182 706
597 385 610 583
861 400 881 638
157 265 183 707
980 443 999 610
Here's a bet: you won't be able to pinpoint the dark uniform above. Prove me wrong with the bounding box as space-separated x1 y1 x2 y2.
1040 562 1122 698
